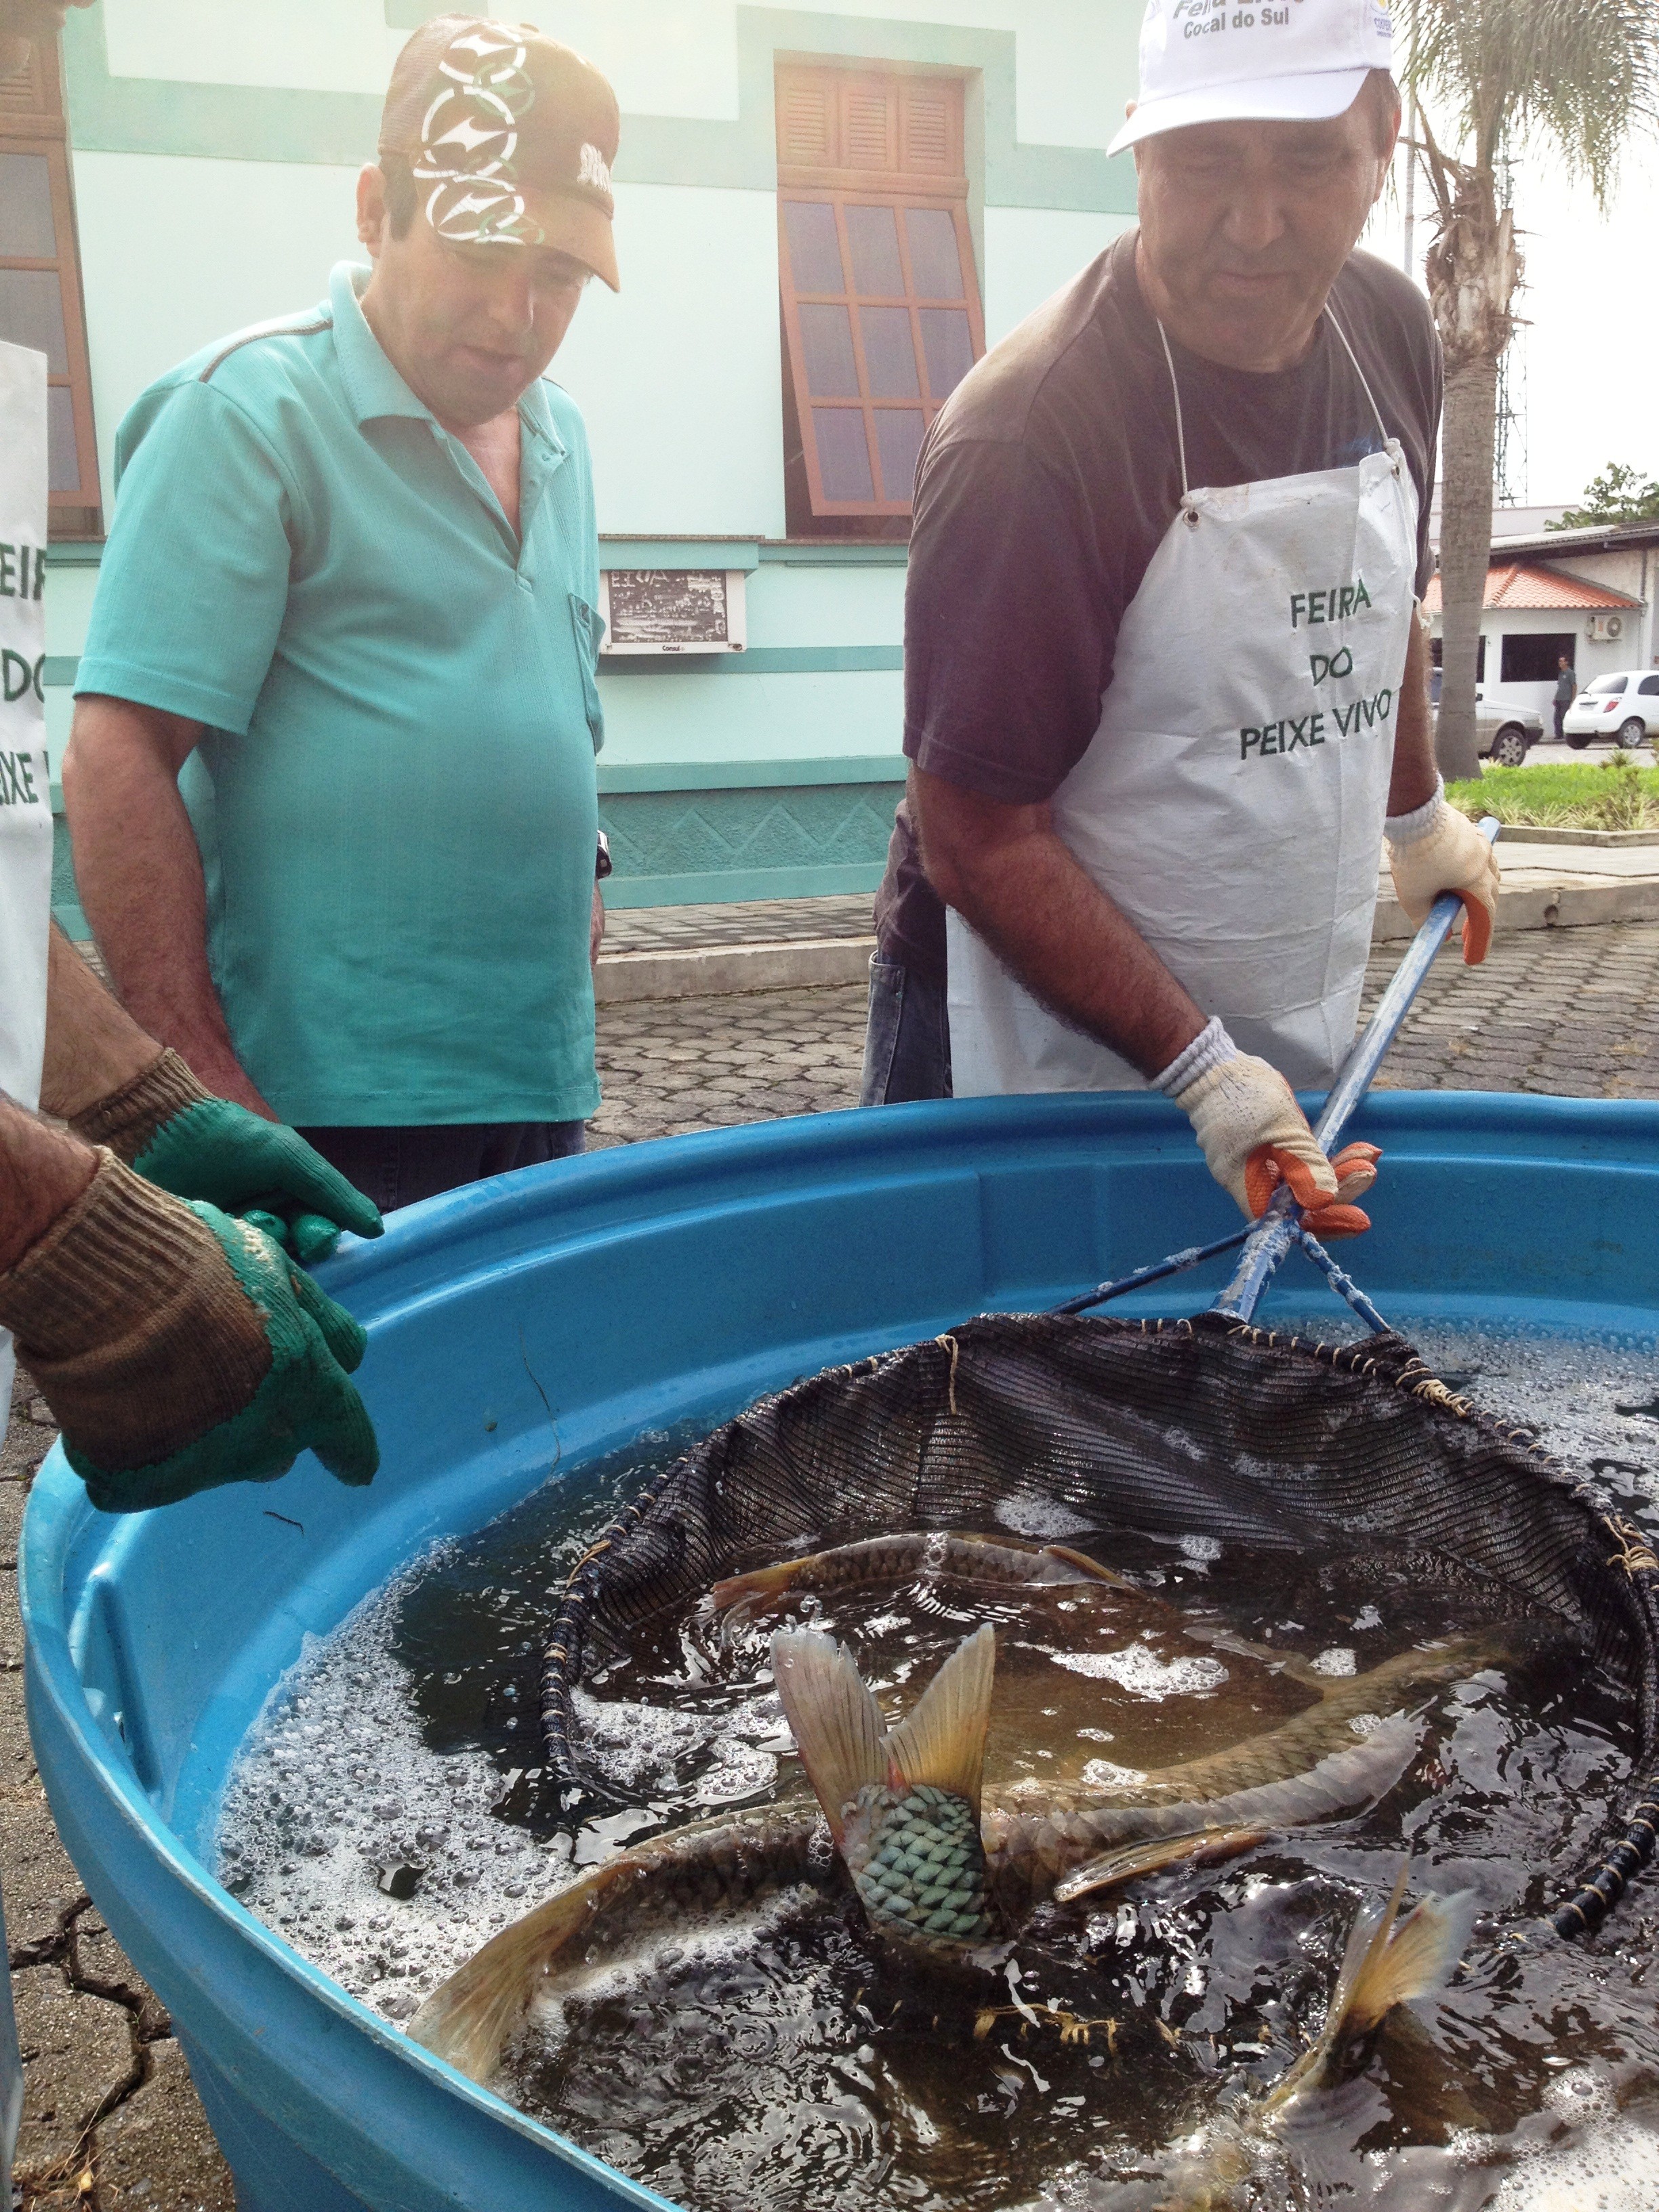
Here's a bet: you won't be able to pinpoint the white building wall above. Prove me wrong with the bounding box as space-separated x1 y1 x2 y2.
983 207 1133 345
552 184 787 539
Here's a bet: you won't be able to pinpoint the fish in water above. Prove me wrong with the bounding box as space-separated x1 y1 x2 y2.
408 1624 1516 2083
711 1532 1130 1618
770 1622 999 1952
1153 1860 1476 2209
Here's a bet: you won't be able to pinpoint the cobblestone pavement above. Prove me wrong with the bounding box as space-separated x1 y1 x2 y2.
602 893 872 955
9 916 1659 2209
1359 919 1659 1097
3 1386 234 2212
590 920 1659 1141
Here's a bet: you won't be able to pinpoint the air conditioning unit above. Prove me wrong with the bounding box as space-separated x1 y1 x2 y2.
1588 611 1626 642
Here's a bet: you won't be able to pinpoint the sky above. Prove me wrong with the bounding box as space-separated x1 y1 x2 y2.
1361 123 1659 511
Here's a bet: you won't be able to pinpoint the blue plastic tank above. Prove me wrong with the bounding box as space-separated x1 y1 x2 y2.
20 1093 1659 2211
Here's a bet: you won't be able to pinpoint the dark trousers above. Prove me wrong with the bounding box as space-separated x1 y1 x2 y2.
1554 702 1568 741
296 1120 586 1214
858 954 953 1105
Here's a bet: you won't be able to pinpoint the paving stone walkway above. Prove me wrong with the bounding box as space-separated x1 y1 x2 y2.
590 918 1659 1140
9 914 1659 2207
601 894 874 955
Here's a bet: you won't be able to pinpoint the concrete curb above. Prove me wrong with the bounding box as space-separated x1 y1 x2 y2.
1494 823 1659 848
595 935 876 1003
1371 876 1659 941
596 880 1659 1001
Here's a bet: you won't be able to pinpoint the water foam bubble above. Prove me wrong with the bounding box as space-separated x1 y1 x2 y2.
216 1551 577 2026
1048 1645 1228 1699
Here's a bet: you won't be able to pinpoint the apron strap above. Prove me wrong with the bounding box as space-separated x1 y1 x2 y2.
1153 304 1399 513
1154 320 1194 507
1324 306 1393 451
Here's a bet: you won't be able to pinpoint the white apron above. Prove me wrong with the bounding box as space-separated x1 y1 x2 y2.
948 312 1420 1096
0 342 54 1433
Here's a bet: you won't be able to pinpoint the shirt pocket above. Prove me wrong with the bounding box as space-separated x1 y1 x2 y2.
569 593 606 752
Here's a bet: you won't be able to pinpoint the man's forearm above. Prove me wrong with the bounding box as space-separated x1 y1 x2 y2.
40 922 163 1122
0 1095 97 1272
62 697 275 1117
912 768 1206 1080
1387 606 1440 818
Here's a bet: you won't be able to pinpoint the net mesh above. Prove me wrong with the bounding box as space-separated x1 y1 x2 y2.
540 1312 1659 1937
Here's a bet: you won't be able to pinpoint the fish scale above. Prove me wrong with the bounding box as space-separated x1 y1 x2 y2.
849 1784 994 1942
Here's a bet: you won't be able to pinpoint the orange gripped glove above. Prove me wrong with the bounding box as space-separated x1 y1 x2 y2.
1385 783 1500 966
1158 1020 1380 1241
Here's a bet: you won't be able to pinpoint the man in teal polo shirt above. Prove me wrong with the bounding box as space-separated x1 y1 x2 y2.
64 18 621 1209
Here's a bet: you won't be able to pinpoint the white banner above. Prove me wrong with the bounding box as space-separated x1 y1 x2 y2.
0 339 54 1434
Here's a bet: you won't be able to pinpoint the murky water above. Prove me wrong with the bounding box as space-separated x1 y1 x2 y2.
218 1323 1659 2209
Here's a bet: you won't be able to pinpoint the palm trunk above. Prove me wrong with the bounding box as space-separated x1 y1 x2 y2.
1420 142 1521 785
1437 359 1497 783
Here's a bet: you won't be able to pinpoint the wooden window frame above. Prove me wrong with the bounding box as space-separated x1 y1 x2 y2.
776 65 985 526
1 35 101 537
779 187 983 519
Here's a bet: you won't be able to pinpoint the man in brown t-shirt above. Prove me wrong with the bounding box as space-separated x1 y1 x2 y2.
863 0 1499 1242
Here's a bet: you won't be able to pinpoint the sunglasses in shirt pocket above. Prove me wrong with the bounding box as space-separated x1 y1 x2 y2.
569 592 606 750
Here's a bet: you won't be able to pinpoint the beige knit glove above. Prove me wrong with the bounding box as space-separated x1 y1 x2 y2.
0 1151 377 1512
1386 785 1500 964
1157 1022 1379 1238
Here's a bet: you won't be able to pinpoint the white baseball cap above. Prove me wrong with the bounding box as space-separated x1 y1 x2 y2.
1108 0 1394 157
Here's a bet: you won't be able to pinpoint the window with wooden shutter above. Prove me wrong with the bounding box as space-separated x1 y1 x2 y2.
777 64 983 528
0 33 100 538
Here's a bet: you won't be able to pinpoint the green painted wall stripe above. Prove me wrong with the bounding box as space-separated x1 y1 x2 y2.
600 756 902 792
602 863 883 909
45 539 911 570
62 6 1135 217
758 543 909 567
62 12 381 166
41 645 901 688
602 540 762 571
602 644 901 676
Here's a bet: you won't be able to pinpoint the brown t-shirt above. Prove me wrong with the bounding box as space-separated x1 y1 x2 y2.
874 230 1443 985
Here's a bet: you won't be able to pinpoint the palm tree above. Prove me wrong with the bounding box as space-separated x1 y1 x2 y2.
1398 0 1659 780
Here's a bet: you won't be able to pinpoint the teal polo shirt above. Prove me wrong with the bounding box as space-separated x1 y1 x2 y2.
76 262 604 1128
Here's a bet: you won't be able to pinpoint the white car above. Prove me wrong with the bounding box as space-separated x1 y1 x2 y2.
1561 670 1659 750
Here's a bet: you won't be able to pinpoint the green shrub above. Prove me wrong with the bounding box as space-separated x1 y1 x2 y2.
1446 755 1659 830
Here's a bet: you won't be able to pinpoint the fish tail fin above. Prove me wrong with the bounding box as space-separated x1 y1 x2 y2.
407 1860 626 2083
710 1559 802 1614
1038 1542 1132 1588
886 1622 997 1814
1345 1882 1477 2035
1267 1861 1475 2113
771 1629 888 1845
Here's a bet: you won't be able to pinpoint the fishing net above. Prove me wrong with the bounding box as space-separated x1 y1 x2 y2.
539 1311 1659 1938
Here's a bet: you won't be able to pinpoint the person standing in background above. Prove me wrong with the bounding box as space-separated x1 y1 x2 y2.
862 0 1499 1244
1553 653 1578 743
63 17 621 1213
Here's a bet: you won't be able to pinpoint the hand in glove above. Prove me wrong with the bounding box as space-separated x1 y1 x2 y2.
1158 1022 1379 1239
0 1149 379 1513
70 1048 382 1263
1386 783 1500 965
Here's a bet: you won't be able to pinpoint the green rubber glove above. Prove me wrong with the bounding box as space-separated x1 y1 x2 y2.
0 1151 378 1515
70 1049 382 1262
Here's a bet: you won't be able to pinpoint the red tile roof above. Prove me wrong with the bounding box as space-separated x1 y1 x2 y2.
1422 562 1643 613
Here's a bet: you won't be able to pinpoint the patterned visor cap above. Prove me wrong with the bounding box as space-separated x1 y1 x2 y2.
380 16 621 287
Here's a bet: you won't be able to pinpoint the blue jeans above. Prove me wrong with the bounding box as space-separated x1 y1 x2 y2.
859 955 953 1105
